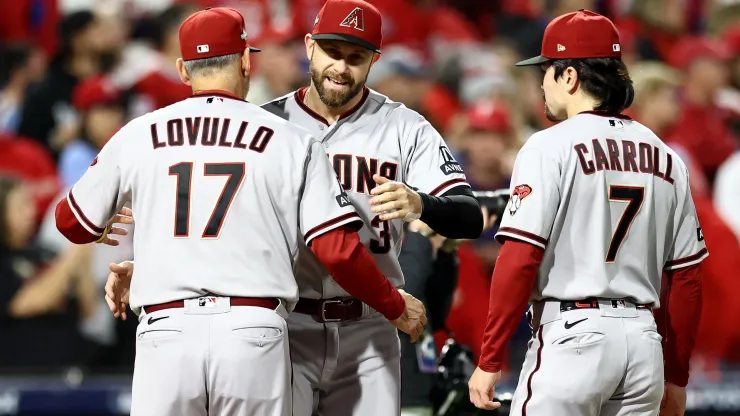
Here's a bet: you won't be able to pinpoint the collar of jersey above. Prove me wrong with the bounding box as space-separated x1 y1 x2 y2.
294 86 370 126
190 90 246 102
578 110 632 120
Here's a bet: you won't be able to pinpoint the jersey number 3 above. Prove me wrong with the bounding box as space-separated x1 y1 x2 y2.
169 162 245 238
606 185 644 262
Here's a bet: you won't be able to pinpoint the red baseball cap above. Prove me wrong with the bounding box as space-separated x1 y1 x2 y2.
179 7 260 62
516 9 621 66
466 101 512 133
311 0 383 54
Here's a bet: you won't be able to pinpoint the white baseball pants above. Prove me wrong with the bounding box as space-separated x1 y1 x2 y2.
288 311 402 416
130 297 292 416
509 299 664 416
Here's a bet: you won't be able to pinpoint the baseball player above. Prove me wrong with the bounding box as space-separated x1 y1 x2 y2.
467 10 705 416
54 7 426 416
103 1 484 415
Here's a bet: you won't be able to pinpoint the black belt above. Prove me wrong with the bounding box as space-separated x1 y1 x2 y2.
558 298 652 312
293 297 364 322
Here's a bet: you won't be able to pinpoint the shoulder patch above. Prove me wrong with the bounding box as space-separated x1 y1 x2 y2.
439 146 463 175
697 227 704 241
508 184 532 216
90 156 99 166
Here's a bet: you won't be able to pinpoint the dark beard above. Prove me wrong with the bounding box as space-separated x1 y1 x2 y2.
309 63 364 108
544 103 560 122
543 97 564 122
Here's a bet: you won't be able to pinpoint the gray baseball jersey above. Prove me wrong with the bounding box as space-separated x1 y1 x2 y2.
65 93 360 311
495 112 708 306
262 87 469 299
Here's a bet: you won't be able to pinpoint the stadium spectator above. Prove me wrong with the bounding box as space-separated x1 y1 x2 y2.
0 176 97 370
666 37 737 182
0 43 46 134
246 27 306 105
58 77 126 189
627 61 682 137
16 10 105 154
0 133 61 225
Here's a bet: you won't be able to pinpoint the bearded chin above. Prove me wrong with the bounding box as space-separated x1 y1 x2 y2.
544 102 564 122
310 65 363 108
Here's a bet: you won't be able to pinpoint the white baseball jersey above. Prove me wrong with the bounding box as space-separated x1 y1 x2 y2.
262 87 469 299
65 93 361 310
495 112 708 307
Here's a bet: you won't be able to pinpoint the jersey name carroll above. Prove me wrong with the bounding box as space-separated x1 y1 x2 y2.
574 138 675 184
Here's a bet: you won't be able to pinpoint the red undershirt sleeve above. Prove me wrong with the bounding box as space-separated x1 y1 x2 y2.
657 263 702 387
478 239 544 372
310 226 405 321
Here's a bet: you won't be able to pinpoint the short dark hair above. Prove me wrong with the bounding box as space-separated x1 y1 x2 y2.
0 43 31 86
551 57 635 114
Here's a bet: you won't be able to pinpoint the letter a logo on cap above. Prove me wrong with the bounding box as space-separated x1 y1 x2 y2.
340 7 364 31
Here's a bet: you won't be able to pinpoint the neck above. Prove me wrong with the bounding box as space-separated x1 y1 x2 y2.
304 82 364 125
67 53 97 79
566 95 604 119
638 108 666 135
1 78 26 102
191 77 246 100
684 81 712 107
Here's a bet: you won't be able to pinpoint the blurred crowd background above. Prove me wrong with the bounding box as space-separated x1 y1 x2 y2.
1 0 739 414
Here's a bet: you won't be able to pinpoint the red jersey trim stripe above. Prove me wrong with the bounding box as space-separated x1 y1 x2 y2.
68 190 105 234
294 87 370 126
304 212 363 245
495 227 548 249
522 326 544 416
429 178 469 196
664 248 709 270
55 198 101 244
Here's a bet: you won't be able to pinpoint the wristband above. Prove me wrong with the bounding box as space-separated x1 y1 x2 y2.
95 225 110 243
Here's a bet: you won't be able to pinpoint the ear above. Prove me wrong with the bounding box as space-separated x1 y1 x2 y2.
241 48 251 77
305 33 315 61
565 66 580 94
176 58 191 86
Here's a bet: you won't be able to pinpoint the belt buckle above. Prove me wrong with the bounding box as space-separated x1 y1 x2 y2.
321 299 343 322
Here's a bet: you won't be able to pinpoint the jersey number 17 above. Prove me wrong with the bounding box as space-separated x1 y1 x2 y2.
169 162 245 238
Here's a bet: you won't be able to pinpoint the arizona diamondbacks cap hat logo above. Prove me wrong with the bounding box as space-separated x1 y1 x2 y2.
340 7 364 31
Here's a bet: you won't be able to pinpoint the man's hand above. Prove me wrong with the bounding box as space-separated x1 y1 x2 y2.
480 206 499 234
660 382 686 416
97 207 134 247
369 175 423 222
468 367 502 410
105 261 134 320
390 290 427 342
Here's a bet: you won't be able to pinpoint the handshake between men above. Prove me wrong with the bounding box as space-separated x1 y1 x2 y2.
101 208 428 342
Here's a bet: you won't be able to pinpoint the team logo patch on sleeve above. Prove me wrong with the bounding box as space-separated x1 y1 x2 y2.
334 175 352 207
90 156 98 166
508 184 532 216
439 146 463 175
697 227 704 241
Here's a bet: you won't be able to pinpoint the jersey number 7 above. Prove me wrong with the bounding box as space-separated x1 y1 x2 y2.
169 162 246 238
606 185 644 262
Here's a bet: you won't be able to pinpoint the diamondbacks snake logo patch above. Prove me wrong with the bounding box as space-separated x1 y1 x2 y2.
508 184 532 215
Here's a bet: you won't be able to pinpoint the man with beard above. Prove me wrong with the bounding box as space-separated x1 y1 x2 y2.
260 1 483 415
467 10 705 416
102 0 482 414
58 7 428 416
